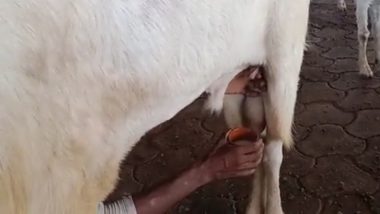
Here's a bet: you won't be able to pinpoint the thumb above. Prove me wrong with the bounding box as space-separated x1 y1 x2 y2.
208 136 228 156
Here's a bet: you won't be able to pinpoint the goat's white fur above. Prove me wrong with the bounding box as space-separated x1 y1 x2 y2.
0 0 310 213
223 1 311 211
338 0 380 77
338 0 348 10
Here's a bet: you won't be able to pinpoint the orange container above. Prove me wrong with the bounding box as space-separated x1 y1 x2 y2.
225 127 259 145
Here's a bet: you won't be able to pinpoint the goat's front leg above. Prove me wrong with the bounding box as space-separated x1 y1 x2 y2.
356 1 373 77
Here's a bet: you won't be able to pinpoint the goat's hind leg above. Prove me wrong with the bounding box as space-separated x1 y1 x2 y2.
246 0 310 213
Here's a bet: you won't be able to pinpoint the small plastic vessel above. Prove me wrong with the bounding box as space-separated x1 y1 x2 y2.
225 127 259 145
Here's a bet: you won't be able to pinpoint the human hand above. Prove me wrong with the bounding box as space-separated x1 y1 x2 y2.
225 66 259 94
225 66 267 96
200 138 264 181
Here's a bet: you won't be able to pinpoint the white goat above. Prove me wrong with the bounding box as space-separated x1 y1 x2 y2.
0 0 310 213
338 0 380 77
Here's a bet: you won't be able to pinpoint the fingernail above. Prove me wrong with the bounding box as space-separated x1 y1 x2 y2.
249 71 258 79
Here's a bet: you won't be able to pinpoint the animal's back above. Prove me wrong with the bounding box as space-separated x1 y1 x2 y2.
0 0 277 213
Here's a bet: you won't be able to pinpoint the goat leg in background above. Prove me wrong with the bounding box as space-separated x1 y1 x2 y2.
357 0 374 77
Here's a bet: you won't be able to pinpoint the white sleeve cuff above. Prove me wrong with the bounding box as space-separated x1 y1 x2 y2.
97 195 137 214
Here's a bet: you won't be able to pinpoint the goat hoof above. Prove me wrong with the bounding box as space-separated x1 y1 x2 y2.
359 64 374 78
360 70 374 78
361 72 374 78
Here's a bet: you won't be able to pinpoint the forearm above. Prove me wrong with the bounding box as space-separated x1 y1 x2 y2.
133 163 211 214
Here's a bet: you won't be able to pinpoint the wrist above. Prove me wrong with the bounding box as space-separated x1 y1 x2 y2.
190 161 214 186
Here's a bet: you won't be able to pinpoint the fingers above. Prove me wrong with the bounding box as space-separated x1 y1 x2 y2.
225 66 266 95
248 68 260 79
223 140 264 168
245 78 267 96
203 137 265 181
208 137 229 156
238 66 258 78
247 67 259 79
216 149 263 179
225 67 258 94
245 67 267 97
226 155 262 171
230 139 264 153
239 67 259 87
216 168 256 179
